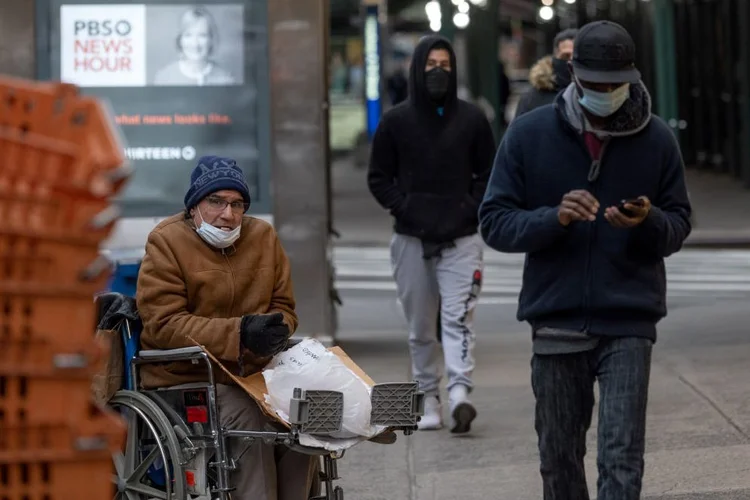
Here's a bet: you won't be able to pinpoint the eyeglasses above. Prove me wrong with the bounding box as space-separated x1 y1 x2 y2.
206 196 249 213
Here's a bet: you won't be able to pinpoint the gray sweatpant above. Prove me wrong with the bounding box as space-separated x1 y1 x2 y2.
217 384 318 500
390 233 483 397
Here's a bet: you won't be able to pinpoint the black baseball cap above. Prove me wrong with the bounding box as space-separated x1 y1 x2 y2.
572 20 641 84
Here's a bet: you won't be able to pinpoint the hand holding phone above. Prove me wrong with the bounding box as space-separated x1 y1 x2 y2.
605 196 651 228
616 198 645 218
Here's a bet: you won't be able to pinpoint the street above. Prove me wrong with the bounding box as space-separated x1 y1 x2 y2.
334 246 750 306
329 247 750 500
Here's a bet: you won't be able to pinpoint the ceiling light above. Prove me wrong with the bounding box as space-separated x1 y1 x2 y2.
425 1 441 18
453 12 470 29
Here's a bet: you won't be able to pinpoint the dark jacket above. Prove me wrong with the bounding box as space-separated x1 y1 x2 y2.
514 56 568 119
367 35 496 244
479 83 692 341
387 69 409 106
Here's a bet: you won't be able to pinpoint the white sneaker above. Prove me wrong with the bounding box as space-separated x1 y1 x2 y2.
417 395 443 431
449 385 476 434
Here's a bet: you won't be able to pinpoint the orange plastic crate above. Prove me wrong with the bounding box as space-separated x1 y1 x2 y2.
0 83 126 191
0 180 121 237
0 239 107 289
0 403 125 458
0 287 100 346
0 375 96 426
0 452 115 500
0 337 102 377
0 75 129 500
0 224 116 256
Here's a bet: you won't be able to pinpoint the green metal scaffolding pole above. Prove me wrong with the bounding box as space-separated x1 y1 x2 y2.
739 0 750 188
652 0 679 142
466 0 501 138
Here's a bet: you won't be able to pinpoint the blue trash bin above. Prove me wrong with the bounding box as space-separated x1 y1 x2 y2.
108 261 141 298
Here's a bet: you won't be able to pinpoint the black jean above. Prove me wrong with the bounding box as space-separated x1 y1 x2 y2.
531 337 653 500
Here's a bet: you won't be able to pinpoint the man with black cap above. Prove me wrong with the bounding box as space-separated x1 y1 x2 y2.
367 35 496 434
514 28 577 118
479 21 692 499
136 156 318 500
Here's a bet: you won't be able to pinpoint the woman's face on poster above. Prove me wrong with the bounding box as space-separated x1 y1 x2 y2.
180 17 211 62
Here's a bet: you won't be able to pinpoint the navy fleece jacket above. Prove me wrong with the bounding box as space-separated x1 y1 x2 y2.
478 87 692 341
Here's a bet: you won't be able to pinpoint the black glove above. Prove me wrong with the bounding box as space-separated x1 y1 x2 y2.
240 312 289 357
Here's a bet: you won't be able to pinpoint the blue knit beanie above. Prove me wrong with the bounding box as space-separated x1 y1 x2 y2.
184 156 251 211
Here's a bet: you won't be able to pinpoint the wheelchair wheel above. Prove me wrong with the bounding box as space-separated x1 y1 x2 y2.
110 390 187 500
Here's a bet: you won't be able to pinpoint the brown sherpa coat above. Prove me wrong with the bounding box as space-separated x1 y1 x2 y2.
135 214 298 389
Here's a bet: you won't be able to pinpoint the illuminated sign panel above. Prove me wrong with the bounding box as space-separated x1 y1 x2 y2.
364 5 381 139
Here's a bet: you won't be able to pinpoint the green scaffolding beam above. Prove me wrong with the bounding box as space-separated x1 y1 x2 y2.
465 0 501 138
652 0 679 142
740 0 750 188
439 0 456 41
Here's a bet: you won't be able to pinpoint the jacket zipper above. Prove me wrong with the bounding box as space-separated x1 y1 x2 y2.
223 249 243 375
222 250 237 313
581 137 611 334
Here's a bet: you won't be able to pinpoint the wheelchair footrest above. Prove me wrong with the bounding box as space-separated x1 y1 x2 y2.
369 382 424 428
289 388 344 435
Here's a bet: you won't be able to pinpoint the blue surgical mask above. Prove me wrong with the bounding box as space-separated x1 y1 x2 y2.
195 209 241 249
576 76 631 117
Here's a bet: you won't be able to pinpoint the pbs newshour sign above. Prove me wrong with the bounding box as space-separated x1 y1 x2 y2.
41 0 273 218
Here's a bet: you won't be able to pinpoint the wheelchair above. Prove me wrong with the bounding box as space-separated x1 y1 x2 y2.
97 293 425 500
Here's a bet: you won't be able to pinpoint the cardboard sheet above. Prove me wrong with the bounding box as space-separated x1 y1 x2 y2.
196 343 376 428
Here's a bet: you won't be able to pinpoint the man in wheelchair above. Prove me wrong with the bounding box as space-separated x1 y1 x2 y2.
135 156 318 500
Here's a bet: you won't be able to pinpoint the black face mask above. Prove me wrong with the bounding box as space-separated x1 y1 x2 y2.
552 58 572 89
425 67 450 102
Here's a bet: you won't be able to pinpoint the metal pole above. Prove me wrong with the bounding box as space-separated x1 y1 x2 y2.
466 0 500 138
268 0 336 343
652 0 679 139
0 0 36 78
439 0 456 42
738 0 750 188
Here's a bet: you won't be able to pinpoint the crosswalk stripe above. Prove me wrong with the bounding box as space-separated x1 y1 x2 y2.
333 246 750 302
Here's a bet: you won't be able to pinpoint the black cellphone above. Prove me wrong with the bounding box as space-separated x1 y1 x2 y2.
617 198 645 217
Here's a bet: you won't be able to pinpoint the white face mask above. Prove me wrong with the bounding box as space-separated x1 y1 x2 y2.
194 209 241 249
576 75 631 117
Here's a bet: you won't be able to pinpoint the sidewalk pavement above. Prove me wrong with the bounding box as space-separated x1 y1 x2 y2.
333 300 750 500
332 155 750 248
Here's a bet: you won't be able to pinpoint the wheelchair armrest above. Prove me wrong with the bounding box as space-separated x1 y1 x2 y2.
137 346 207 362
130 346 216 391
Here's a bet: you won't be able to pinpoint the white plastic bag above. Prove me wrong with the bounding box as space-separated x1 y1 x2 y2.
262 338 379 440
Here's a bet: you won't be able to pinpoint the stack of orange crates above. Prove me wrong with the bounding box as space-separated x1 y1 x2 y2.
0 76 130 499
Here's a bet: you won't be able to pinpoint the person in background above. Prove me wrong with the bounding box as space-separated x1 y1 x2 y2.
514 28 577 119
479 21 692 500
387 57 409 106
497 58 512 127
367 35 496 434
330 52 349 94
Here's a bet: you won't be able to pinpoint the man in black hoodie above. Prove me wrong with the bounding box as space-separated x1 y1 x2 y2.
367 35 496 434
514 29 577 119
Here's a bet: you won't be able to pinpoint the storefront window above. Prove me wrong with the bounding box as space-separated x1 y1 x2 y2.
329 36 366 153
